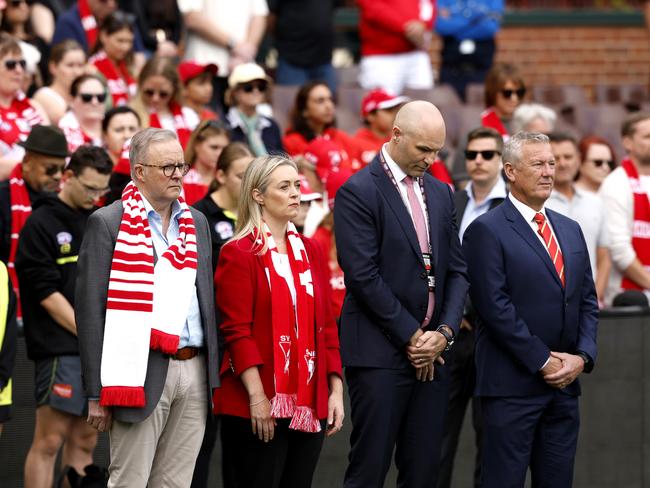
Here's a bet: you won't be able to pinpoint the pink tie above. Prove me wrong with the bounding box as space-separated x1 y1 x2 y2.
404 176 434 326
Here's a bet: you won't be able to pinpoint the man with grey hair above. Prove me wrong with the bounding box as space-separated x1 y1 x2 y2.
511 103 557 135
463 132 598 487
75 128 220 487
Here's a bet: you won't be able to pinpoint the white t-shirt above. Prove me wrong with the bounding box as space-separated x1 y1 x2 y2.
178 0 269 75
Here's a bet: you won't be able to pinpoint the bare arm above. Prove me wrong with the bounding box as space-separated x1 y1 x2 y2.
240 366 275 442
595 246 611 302
40 292 76 336
623 259 650 290
183 11 232 49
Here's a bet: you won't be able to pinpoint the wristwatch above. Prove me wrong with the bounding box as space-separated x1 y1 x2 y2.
436 325 454 351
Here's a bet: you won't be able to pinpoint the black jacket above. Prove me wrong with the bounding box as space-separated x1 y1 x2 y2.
193 196 236 274
0 280 17 392
15 196 92 360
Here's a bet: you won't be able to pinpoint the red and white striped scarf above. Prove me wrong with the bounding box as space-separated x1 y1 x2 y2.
261 222 320 432
149 102 192 149
90 51 135 106
621 158 650 290
58 111 99 154
8 164 31 319
99 181 198 407
481 107 509 141
78 0 98 50
0 95 43 158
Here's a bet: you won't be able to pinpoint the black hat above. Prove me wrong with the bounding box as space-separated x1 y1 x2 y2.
17 125 69 158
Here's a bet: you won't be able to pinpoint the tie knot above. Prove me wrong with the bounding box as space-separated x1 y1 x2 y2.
533 212 546 226
404 176 415 188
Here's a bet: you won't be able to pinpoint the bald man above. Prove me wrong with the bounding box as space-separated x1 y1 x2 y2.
335 101 469 487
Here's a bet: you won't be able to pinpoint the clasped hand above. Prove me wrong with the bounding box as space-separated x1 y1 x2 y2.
406 329 446 382
541 351 585 389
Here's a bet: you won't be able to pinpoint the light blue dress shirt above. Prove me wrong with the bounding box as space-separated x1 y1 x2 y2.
142 196 203 348
458 177 507 242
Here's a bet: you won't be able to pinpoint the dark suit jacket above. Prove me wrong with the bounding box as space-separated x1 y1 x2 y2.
334 156 469 369
75 200 220 423
463 197 598 398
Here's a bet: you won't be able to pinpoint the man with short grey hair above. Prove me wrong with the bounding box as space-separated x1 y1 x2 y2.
75 128 220 487
463 131 598 487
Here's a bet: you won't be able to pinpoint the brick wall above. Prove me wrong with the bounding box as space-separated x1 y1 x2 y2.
489 27 650 98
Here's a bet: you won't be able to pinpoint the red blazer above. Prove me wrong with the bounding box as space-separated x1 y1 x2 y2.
213 233 342 419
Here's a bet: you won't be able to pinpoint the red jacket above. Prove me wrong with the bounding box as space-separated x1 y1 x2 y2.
283 127 362 170
357 0 435 56
213 233 342 418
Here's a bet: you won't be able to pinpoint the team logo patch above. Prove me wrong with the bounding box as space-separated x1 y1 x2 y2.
52 383 73 398
56 232 72 245
215 221 234 240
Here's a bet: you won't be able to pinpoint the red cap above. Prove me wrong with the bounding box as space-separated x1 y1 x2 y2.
299 174 321 202
304 136 351 182
178 61 218 84
361 88 410 118
326 168 352 210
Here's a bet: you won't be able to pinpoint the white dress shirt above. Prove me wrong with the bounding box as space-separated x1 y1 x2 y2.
459 178 508 242
508 193 560 258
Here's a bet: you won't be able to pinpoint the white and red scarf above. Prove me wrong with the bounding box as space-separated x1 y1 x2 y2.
100 182 198 407
261 222 320 432
58 111 98 153
90 51 135 106
621 158 650 290
0 95 43 159
78 0 98 50
481 107 509 141
8 164 31 318
149 102 192 149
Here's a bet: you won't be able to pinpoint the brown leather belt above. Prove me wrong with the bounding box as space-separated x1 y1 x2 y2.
168 347 203 361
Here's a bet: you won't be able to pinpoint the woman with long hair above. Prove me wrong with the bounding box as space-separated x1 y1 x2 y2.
577 135 617 194
481 63 526 140
182 119 230 205
32 40 86 125
89 11 137 106
58 73 106 153
130 56 199 149
214 155 344 488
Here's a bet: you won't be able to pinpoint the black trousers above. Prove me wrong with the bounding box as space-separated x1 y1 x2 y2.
190 413 219 488
437 327 482 488
439 37 496 102
220 414 326 488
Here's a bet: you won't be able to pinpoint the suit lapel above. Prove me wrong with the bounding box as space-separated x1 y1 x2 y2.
370 160 422 262
503 199 564 289
424 177 440 265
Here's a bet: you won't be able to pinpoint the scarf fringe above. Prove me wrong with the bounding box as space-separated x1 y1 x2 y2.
288 406 321 433
270 392 296 418
100 386 145 407
150 328 180 354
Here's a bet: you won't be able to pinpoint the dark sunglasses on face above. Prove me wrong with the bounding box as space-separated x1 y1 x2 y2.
79 92 107 103
240 81 267 94
9 0 27 7
589 159 613 168
143 88 171 99
465 150 501 161
44 164 64 176
501 88 526 99
4 59 26 71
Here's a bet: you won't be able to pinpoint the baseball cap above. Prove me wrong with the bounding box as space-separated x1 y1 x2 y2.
299 174 322 202
179 61 218 84
304 137 351 182
361 88 410 118
228 63 269 89
326 168 352 210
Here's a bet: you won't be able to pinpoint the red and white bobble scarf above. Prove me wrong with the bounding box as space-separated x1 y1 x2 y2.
621 158 650 290
481 107 509 141
100 181 198 407
78 0 98 50
8 164 31 319
149 102 192 149
0 95 43 154
58 111 97 153
261 222 320 432
90 51 136 106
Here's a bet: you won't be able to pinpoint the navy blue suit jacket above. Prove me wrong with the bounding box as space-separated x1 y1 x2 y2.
334 156 469 369
463 197 598 397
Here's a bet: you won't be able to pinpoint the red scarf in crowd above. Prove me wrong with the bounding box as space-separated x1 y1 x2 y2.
149 102 191 149
481 107 509 140
0 95 43 150
261 222 320 432
8 164 31 318
78 0 98 50
621 158 650 290
99 182 198 407
91 52 135 106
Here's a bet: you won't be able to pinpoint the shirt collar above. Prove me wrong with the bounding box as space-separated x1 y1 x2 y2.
508 192 546 223
381 144 408 183
141 192 183 221
466 177 507 205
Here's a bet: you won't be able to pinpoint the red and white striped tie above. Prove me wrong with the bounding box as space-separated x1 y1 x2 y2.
533 212 565 287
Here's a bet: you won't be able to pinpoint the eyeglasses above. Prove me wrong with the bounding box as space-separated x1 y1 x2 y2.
239 81 267 94
79 92 107 103
139 163 190 177
4 59 26 71
9 0 27 7
76 178 110 197
143 88 171 99
501 88 526 99
44 164 65 176
588 159 613 168
465 150 501 160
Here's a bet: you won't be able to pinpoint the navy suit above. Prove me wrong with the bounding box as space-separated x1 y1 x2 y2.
463 197 598 488
335 155 468 488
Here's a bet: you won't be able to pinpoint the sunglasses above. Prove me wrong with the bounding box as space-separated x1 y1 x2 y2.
9 0 27 7
4 59 26 71
139 162 190 177
501 88 526 99
589 159 613 168
79 92 107 103
239 81 267 94
465 150 501 160
143 88 171 99
44 164 65 176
